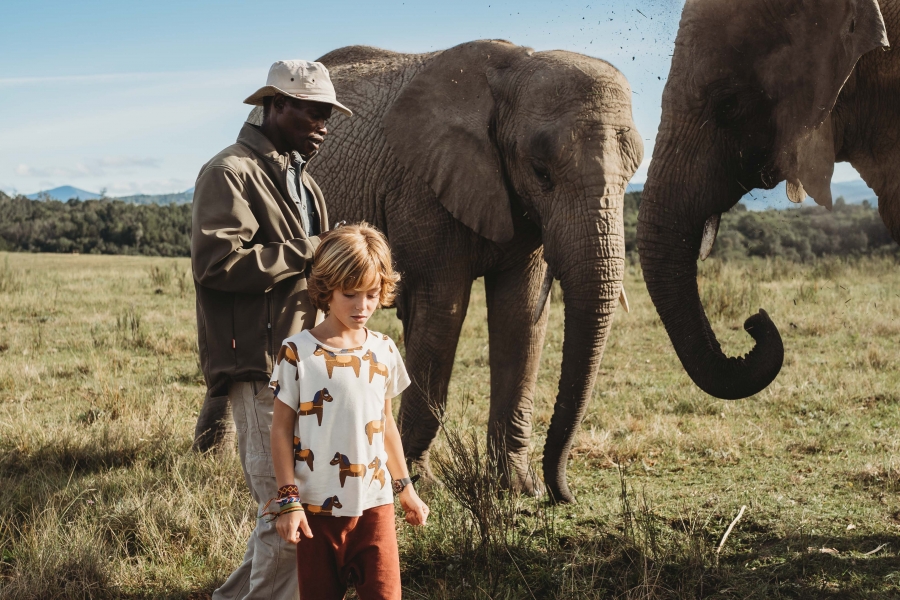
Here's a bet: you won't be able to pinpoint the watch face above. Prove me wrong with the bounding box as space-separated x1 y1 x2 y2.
392 480 403 494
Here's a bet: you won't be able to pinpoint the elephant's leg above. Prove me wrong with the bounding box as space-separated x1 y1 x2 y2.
192 387 235 452
484 251 549 496
396 276 472 481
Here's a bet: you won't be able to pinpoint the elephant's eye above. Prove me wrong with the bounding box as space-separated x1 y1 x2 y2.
531 162 554 190
714 94 742 127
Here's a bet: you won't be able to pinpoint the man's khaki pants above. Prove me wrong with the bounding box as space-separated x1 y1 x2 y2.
213 381 299 600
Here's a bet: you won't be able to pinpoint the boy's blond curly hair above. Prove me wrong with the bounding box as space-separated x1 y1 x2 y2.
307 222 400 312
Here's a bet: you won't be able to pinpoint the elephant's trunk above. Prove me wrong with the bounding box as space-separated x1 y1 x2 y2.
542 193 623 504
637 187 784 400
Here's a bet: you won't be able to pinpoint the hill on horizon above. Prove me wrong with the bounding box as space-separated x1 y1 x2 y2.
26 186 102 201
625 179 876 211
24 186 193 205
116 190 193 205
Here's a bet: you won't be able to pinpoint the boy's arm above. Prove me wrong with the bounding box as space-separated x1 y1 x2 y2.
271 399 299 489
271 399 313 542
383 396 429 526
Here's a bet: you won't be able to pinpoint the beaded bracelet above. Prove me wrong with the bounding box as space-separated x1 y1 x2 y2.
277 501 303 517
259 495 303 522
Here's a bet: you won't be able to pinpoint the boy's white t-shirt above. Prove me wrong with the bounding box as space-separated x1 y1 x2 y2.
271 328 411 517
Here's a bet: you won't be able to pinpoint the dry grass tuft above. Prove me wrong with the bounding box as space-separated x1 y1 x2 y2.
853 459 900 493
0 256 23 294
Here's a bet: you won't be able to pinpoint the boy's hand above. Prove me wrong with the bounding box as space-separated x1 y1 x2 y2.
276 510 314 544
399 486 429 526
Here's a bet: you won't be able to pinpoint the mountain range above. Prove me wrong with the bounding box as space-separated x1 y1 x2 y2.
26 179 876 211
625 179 876 211
25 185 194 205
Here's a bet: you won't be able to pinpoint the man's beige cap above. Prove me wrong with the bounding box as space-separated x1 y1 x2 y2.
243 60 352 117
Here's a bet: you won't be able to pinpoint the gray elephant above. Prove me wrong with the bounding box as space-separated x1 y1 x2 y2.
637 0 895 399
232 40 641 502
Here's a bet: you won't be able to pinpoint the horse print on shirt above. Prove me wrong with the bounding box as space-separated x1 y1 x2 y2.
293 436 314 471
276 342 301 379
362 350 388 383
368 456 386 489
303 495 342 516
330 452 368 487
314 345 362 378
298 388 333 426
365 416 385 445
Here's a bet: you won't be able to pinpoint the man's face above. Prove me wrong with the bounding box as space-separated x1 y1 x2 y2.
271 96 333 156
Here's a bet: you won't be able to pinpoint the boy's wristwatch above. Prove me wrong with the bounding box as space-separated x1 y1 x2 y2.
392 475 418 494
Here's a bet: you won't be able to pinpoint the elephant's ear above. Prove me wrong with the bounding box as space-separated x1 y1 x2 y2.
383 41 530 243
771 0 889 209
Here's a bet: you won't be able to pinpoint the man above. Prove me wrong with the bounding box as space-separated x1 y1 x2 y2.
191 60 352 600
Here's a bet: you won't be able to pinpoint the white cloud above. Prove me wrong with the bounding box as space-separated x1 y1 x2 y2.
14 156 161 179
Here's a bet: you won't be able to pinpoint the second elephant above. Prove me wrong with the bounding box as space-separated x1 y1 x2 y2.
637 0 897 400
255 40 642 503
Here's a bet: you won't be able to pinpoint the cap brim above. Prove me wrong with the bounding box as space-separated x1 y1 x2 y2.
243 85 352 117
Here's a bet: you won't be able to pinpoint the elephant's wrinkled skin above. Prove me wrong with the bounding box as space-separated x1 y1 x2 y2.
637 0 897 399
254 40 639 503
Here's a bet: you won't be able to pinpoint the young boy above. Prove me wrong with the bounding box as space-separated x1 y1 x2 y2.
268 223 429 600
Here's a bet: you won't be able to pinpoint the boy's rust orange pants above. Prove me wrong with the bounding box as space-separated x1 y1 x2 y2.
296 504 401 600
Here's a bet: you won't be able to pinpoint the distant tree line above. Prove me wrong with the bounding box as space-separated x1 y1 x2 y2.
623 192 898 261
0 193 191 256
0 191 896 260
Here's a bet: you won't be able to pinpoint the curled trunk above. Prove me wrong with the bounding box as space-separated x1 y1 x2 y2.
637 195 784 400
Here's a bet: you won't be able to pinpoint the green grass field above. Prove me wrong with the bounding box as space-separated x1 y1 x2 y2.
0 252 898 599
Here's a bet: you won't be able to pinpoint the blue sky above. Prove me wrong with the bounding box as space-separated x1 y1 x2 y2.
0 0 861 197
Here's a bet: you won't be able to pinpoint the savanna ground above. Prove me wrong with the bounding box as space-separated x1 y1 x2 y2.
0 251 898 599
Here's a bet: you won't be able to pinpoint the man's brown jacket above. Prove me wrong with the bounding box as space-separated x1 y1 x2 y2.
191 122 328 393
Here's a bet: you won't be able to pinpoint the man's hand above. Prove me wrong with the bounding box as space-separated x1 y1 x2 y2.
399 486 429 526
276 509 314 544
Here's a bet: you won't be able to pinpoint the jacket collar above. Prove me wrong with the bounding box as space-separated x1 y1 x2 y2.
237 123 317 171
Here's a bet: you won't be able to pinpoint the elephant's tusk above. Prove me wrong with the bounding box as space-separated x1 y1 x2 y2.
533 266 554 324
619 287 630 313
786 179 806 204
699 213 721 261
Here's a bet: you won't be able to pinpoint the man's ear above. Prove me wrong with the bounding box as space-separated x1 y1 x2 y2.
247 106 264 126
